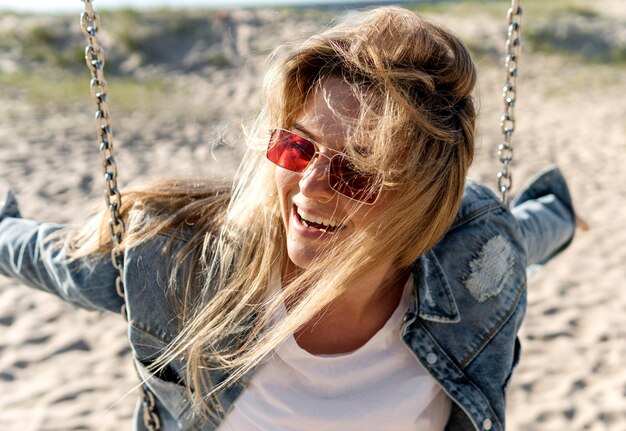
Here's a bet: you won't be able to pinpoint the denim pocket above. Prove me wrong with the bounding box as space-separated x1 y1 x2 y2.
129 323 197 427
134 358 194 421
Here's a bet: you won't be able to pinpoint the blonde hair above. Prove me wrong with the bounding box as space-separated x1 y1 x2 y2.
68 6 476 421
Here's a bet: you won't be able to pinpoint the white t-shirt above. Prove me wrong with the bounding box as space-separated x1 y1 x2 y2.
218 276 451 431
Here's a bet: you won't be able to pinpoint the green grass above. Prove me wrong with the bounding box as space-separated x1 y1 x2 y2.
102 8 146 55
0 72 81 103
526 27 626 66
277 6 336 23
19 26 60 63
523 0 599 20
2 22 85 71
2 1 623 75
206 52 232 69
405 0 600 19
107 76 172 112
29 25 55 45
406 0 624 67
0 71 173 113
408 0 501 17
522 0 626 66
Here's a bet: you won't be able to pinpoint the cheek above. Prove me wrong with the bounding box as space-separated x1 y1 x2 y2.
275 169 300 213
349 190 394 230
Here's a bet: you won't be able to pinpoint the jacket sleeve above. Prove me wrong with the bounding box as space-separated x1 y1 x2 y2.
510 166 576 273
0 189 123 313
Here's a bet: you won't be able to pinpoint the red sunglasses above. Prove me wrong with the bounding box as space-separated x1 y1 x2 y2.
266 129 383 204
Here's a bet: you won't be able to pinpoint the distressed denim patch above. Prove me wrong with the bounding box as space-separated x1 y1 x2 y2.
465 235 514 302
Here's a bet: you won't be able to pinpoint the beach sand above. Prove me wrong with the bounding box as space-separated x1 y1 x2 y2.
0 2 625 430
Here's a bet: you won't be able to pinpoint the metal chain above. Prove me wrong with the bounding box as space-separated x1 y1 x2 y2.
80 2 161 430
497 0 523 206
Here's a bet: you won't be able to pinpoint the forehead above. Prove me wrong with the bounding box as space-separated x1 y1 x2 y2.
295 76 361 150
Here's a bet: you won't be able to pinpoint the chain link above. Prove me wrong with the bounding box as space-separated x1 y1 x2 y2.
497 0 523 206
80 2 161 429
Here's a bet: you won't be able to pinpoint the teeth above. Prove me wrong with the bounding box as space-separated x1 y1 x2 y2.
296 207 341 230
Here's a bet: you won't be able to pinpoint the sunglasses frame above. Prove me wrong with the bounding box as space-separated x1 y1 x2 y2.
266 128 383 205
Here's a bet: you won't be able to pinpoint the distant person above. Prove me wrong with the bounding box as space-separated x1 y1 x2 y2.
0 7 578 430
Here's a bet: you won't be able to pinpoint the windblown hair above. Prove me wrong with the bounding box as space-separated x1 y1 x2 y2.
68 6 476 421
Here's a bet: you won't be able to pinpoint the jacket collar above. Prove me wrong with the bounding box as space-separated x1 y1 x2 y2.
409 250 460 323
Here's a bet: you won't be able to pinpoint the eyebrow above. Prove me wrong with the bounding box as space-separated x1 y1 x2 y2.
290 122 372 156
290 122 318 141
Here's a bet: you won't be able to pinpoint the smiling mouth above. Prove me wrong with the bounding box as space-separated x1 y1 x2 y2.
294 205 345 234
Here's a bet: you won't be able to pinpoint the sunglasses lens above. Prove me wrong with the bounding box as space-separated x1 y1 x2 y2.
329 156 381 204
267 130 316 172
267 129 381 204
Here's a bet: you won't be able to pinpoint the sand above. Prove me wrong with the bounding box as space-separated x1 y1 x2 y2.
0 2 625 430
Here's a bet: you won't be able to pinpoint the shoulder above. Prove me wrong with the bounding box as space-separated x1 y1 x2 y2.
433 179 527 307
417 177 527 335
451 178 509 229
415 179 527 359
443 179 527 278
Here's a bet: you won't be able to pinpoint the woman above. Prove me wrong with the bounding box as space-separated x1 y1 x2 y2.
0 7 576 431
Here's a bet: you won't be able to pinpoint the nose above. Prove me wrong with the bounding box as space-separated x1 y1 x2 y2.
299 153 335 202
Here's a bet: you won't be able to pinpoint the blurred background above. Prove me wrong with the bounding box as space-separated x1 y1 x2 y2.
0 0 624 429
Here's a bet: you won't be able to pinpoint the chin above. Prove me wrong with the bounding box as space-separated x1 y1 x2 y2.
286 243 316 270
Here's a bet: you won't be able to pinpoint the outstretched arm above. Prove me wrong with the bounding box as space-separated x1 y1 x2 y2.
510 166 577 271
0 190 122 313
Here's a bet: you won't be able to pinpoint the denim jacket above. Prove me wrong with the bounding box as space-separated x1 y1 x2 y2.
0 166 576 431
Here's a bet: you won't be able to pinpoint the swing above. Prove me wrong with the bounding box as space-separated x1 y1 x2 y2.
78 1 524 429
